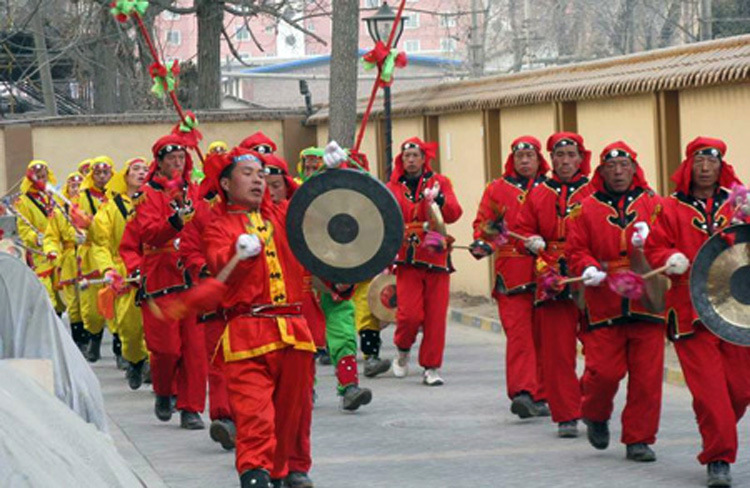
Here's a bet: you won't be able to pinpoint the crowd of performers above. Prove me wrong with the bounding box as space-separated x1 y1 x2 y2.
3 128 750 488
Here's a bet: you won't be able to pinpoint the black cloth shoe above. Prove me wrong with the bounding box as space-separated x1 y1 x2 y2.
142 361 152 384
285 471 314 488
240 469 272 488
341 385 372 411
271 480 284 488
127 360 144 390
558 420 579 438
209 418 236 450
180 411 205 430
510 392 539 419
316 348 331 366
534 400 551 417
154 395 172 422
85 330 103 363
626 443 656 462
584 419 610 450
363 357 391 378
707 461 732 487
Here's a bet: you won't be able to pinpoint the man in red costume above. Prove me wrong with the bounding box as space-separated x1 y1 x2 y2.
387 137 463 386
120 135 207 430
470 136 550 418
202 147 315 488
516 132 594 437
645 137 748 488
566 141 664 462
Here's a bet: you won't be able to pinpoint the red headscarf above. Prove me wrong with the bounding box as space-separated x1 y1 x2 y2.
590 141 651 193
265 153 299 199
147 133 195 182
672 136 742 195
390 137 438 184
546 132 592 177
205 146 273 212
503 136 550 178
239 131 278 155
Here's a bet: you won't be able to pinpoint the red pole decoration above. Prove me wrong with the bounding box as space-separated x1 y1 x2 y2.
111 1 205 164
352 0 407 154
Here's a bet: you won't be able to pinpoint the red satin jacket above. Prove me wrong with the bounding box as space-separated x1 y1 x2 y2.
472 175 545 295
203 203 315 361
386 171 463 271
516 173 594 304
566 186 663 328
120 179 197 299
645 187 736 339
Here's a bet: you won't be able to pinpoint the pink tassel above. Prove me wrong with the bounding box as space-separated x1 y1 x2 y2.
539 269 564 301
607 271 645 300
421 230 447 253
729 183 750 222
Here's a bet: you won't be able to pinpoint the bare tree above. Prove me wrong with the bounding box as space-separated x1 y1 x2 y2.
327 0 358 147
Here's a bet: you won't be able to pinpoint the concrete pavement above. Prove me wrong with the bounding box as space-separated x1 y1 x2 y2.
94 318 750 488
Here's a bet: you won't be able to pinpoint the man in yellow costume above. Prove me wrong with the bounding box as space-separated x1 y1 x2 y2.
91 157 150 389
77 156 114 362
44 172 87 351
15 160 62 312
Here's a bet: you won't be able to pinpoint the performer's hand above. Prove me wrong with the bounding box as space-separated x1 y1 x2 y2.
423 183 441 203
323 140 348 169
631 222 649 248
524 235 546 254
74 232 86 245
665 252 689 275
469 239 492 260
582 266 607 286
236 233 262 260
35 235 43 247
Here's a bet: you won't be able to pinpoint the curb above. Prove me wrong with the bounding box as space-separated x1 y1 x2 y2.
449 306 686 388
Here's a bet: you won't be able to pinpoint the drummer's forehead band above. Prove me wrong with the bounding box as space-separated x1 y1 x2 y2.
513 142 537 152
158 144 185 159
603 149 632 161
402 142 423 153
553 139 578 150
266 166 285 175
252 144 273 154
694 147 722 160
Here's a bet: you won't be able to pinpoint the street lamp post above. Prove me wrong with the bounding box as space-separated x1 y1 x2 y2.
364 2 407 181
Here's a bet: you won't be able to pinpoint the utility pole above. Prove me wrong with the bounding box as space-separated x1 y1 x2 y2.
700 0 713 41
31 3 57 116
469 0 483 77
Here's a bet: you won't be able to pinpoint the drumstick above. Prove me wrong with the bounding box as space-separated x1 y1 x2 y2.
10 240 47 257
78 275 140 289
558 275 586 286
641 265 671 280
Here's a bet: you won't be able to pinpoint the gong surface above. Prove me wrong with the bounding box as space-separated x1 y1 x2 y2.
691 224 750 346
287 169 404 284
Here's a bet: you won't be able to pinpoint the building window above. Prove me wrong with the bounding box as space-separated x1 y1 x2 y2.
166 30 181 45
307 21 315 32
439 14 456 28
404 13 419 29
404 39 420 52
163 11 180 20
236 26 250 41
265 24 275 34
364 0 379 7
440 37 457 52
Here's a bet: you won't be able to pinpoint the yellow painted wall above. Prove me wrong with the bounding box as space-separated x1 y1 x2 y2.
29 120 284 179
438 111 492 296
577 94 659 189
679 83 750 183
391 117 424 149
499 104 556 173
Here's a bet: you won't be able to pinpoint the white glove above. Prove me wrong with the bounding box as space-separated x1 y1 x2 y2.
524 235 546 254
236 233 262 260
665 252 689 275
323 140 348 169
582 266 607 286
631 221 650 248
74 232 86 245
423 183 441 203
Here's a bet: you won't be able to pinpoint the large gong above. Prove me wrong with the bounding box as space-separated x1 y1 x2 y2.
286 169 404 284
690 224 750 346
